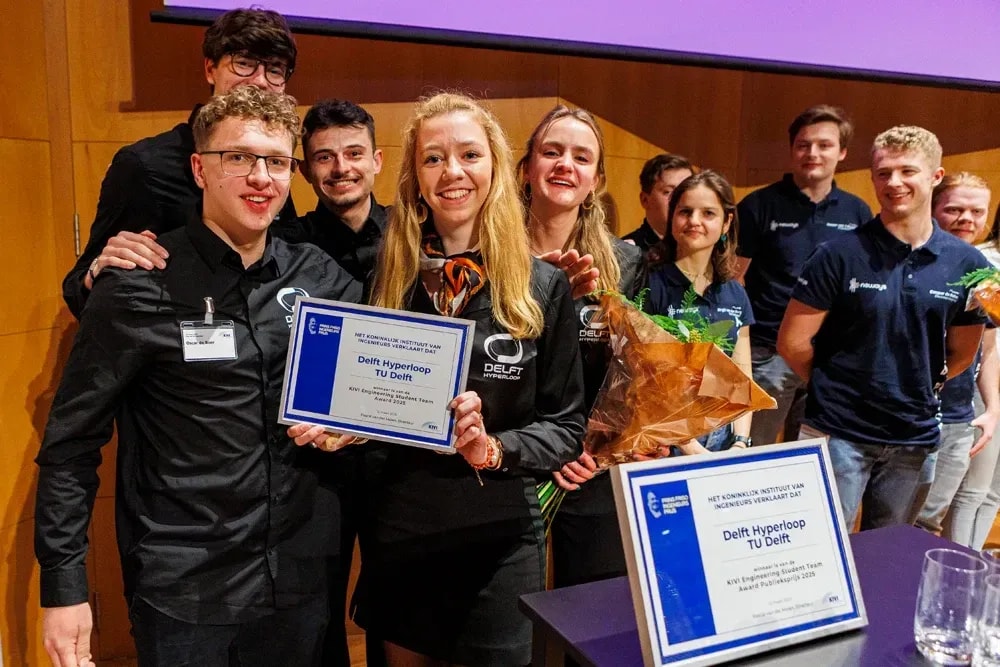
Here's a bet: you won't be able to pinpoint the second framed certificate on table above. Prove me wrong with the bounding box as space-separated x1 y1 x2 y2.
279 297 475 451
612 439 867 666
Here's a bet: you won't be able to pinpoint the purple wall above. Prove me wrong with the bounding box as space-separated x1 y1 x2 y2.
165 0 1000 86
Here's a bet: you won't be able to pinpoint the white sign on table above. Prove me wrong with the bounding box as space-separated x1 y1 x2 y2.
611 439 867 667
279 297 475 451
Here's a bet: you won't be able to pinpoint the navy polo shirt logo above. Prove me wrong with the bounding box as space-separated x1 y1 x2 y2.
769 220 800 231
929 288 961 303
666 305 699 318
825 222 858 231
716 306 744 328
847 278 887 293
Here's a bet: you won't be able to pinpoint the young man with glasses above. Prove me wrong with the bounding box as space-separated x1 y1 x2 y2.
62 8 298 318
36 87 362 667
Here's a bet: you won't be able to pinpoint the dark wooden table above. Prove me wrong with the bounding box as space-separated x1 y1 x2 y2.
521 524 963 666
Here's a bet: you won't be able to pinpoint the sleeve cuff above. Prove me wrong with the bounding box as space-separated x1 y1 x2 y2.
40 566 89 607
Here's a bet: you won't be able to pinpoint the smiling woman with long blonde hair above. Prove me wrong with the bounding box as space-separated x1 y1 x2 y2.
358 93 586 667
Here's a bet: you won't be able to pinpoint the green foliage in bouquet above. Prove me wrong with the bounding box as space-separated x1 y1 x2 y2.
627 287 735 353
955 267 1000 288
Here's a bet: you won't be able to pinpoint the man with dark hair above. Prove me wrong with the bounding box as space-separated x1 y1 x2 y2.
275 99 388 282
623 153 694 252
736 105 872 446
62 8 298 318
273 98 390 667
36 87 361 667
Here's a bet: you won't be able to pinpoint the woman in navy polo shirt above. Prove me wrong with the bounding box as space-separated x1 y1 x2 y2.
517 105 644 588
647 170 755 452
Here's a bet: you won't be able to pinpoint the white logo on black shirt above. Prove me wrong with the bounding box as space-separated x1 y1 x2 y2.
848 278 887 293
770 220 800 231
276 287 310 326
483 333 523 381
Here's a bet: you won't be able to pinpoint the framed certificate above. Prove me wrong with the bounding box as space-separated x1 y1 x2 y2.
611 439 867 667
279 297 475 451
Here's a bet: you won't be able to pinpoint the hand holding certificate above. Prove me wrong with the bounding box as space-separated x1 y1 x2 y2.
280 297 475 451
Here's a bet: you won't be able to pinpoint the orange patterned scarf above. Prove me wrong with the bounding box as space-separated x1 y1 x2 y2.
418 223 487 317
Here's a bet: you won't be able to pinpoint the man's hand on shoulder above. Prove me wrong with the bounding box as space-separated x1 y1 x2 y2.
84 230 169 290
42 602 94 667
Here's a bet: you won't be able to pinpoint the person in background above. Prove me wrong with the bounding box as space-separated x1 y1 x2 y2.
341 92 585 667
645 170 754 453
518 105 644 588
36 87 361 667
65 8 298 318
914 174 1000 546
737 105 872 445
279 99 388 283
277 98 389 667
778 126 989 530
623 153 695 254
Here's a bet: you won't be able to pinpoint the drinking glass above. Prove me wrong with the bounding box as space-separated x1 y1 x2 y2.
974 574 1000 667
914 548 987 665
981 549 1000 576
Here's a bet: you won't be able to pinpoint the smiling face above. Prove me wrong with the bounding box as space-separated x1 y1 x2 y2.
302 124 383 214
790 121 846 186
670 184 732 255
871 147 944 224
934 186 991 244
415 110 493 234
525 116 601 214
192 117 294 244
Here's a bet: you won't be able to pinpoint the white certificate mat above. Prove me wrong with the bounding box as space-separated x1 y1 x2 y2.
279 298 475 451
611 439 867 667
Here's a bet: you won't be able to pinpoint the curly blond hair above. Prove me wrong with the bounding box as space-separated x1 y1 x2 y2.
872 125 942 168
193 86 300 151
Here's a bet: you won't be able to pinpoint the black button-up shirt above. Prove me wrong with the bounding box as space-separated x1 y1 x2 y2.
621 219 663 254
275 195 388 283
62 107 297 319
37 214 361 623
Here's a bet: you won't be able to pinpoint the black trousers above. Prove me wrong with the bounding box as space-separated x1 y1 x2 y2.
322 446 387 667
129 596 327 667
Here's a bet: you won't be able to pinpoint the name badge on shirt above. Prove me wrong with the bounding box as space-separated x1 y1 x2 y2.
180 321 237 361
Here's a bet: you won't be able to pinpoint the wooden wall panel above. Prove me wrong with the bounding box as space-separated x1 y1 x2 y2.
0 1 49 140
558 57 746 177
0 140 64 335
0 323 77 667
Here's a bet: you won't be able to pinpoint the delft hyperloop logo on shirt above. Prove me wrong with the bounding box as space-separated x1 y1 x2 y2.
483 333 524 381
276 287 310 327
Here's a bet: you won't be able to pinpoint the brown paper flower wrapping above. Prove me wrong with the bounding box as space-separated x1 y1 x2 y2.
584 294 777 469
971 281 1000 326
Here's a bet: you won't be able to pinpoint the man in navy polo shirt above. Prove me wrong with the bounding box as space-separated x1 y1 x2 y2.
777 126 989 530
736 106 872 446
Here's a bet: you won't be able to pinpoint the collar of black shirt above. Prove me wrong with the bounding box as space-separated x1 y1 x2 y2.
184 206 280 278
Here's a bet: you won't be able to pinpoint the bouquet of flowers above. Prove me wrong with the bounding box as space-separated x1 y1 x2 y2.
538 289 776 530
957 267 1000 325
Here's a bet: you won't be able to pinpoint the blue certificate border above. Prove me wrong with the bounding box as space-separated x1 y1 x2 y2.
616 441 866 666
279 297 474 450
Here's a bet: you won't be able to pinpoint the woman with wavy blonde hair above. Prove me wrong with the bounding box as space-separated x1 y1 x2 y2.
518 105 645 589
359 92 586 667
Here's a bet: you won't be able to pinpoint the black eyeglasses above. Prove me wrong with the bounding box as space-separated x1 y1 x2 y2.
228 52 293 86
200 151 299 180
